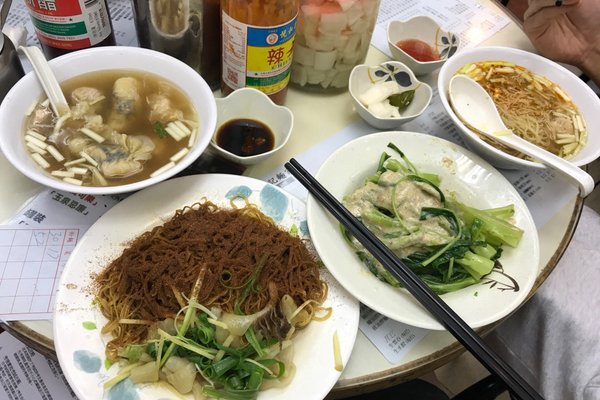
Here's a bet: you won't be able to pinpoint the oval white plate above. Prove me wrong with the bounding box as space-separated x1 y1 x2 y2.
53 174 359 400
306 131 539 330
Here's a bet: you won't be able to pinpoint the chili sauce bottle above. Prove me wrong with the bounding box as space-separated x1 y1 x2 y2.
24 0 116 59
221 0 299 105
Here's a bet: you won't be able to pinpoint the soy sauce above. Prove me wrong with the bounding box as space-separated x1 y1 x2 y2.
216 119 275 157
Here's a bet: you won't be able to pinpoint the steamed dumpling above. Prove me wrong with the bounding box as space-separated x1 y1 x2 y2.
147 93 184 124
100 133 155 177
108 77 142 131
71 87 106 119
67 131 155 178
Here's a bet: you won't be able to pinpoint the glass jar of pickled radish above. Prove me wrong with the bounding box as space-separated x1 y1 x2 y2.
221 0 299 105
290 0 381 92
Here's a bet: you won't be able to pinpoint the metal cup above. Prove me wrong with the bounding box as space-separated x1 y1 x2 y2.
130 0 221 90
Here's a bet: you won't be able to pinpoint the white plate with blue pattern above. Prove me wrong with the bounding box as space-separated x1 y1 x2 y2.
53 174 359 400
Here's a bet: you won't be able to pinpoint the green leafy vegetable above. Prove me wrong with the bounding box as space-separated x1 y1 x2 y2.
82 321 97 330
387 90 415 110
341 144 524 294
103 254 298 399
152 121 169 139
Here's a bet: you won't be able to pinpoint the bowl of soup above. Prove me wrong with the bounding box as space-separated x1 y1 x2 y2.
438 46 600 170
0 46 217 194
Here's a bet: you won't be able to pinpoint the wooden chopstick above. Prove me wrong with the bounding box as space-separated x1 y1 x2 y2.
284 158 543 400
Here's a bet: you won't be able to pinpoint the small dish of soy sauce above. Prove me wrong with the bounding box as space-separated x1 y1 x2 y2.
216 118 275 157
210 88 293 165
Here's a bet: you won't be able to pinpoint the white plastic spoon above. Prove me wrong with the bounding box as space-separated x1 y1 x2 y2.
17 45 70 117
449 74 594 197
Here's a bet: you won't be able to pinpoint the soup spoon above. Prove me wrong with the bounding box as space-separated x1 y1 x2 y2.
17 45 70 117
449 74 594 197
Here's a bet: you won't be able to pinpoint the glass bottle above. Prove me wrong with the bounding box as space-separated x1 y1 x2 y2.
24 0 116 59
290 0 381 93
131 0 222 90
221 0 299 105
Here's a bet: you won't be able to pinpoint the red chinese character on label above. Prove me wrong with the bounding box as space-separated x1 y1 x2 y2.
267 47 285 66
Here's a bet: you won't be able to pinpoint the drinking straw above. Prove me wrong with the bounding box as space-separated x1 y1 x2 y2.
284 158 543 400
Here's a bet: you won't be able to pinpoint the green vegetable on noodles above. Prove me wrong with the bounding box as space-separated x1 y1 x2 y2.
341 142 524 294
104 256 295 399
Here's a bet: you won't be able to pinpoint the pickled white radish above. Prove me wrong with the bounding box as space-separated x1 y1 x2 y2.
358 81 401 106
336 0 356 11
320 70 338 88
360 31 370 55
306 33 336 52
334 35 350 52
314 50 337 71
291 0 380 89
319 12 347 34
350 17 368 33
368 101 401 118
345 3 363 25
306 67 327 84
343 34 361 61
291 64 309 86
331 69 352 88
294 44 316 66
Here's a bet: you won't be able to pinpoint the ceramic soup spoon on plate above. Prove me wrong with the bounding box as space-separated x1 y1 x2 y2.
18 45 70 118
449 74 594 197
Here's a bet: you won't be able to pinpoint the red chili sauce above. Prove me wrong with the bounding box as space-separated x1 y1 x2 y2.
395 39 440 62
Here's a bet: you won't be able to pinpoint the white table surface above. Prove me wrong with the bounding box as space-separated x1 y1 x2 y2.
0 1 584 397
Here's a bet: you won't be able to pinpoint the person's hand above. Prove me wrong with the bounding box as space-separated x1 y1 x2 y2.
524 0 600 84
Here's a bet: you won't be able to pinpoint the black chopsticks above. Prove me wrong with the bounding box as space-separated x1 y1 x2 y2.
284 158 543 400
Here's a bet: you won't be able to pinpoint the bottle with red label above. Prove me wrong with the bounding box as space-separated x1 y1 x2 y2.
24 0 116 59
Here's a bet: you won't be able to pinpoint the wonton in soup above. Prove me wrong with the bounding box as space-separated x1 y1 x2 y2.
23 70 198 187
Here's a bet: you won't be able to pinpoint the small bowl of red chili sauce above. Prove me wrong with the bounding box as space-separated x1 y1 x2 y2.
387 16 460 76
210 88 293 166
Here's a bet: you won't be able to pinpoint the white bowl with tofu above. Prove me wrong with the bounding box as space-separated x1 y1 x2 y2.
0 46 216 195
349 61 432 129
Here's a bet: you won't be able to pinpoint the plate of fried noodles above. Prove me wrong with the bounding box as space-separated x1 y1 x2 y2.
53 174 360 400
307 131 539 330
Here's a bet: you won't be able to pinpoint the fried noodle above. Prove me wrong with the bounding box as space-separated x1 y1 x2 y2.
95 199 327 361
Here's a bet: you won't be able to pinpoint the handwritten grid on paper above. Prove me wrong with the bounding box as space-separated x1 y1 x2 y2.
0 227 80 321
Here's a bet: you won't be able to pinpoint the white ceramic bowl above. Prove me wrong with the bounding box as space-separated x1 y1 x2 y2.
387 16 460 76
349 61 432 130
210 88 293 166
0 46 217 195
438 46 600 170
306 131 539 330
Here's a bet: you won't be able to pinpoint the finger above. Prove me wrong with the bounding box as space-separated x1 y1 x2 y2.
524 2 577 27
524 0 579 18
